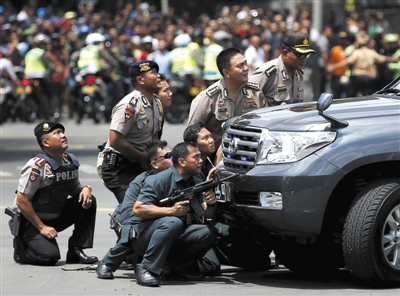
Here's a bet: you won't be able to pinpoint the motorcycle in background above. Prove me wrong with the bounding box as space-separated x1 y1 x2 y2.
75 64 108 124
164 74 206 124
0 77 15 124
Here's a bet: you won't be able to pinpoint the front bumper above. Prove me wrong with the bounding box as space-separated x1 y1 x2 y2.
218 154 344 237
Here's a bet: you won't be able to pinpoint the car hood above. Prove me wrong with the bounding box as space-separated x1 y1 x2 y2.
233 95 400 131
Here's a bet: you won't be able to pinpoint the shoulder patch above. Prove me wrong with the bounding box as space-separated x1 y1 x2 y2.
265 66 277 77
35 158 47 167
206 86 221 97
244 82 260 90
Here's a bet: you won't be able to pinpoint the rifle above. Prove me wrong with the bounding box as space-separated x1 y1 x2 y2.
158 171 237 223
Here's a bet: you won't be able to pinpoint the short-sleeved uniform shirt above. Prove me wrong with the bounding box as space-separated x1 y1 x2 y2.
187 79 266 148
249 55 305 107
17 154 79 197
104 89 163 154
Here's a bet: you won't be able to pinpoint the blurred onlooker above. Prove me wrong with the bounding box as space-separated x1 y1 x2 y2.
202 28 224 85
386 34 400 79
327 31 353 99
244 34 265 76
147 39 171 79
328 31 400 96
302 28 322 102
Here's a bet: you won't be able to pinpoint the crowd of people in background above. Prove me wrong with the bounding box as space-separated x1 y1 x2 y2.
1 2 400 122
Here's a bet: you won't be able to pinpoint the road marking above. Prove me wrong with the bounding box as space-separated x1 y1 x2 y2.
0 205 115 212
0 171 13 177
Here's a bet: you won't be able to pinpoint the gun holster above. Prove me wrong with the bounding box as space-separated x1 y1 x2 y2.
5 207 21 236
103 150 123 168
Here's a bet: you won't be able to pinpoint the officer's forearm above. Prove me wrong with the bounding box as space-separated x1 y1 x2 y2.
109 130 143 162
133 202 175 219
16 192 45 231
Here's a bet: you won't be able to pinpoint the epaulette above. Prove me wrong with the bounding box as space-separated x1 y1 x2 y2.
265 65 277 77
206 86 221 97
35 157 47 167
244 82 260 90
129 96 139 106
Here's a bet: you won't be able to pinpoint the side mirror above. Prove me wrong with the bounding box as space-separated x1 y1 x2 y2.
316 93 333 112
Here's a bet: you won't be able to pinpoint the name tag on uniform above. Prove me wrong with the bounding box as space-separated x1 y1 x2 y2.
218 107 227 112
277 84 287 93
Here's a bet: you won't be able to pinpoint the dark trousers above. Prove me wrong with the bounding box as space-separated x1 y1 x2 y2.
102 241 133 272
18 195 97 266
346 75 377 97
132 217 217 275
331 75 347 99
101 157 145 203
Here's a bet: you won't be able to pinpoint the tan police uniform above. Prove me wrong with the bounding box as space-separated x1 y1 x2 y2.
188 79 266 148
104 89 163 154
102 89 163 203
249 56 305 107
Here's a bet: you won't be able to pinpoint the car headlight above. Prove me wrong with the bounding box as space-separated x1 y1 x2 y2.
255 131 336 164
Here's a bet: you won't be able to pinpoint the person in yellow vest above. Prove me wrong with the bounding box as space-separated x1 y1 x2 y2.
188 29 205 79
72 33 119 122
24 33 53 120
202 28 225 86
169 34 192 79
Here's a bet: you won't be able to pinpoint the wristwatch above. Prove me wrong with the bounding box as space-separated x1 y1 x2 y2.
83 185 92 192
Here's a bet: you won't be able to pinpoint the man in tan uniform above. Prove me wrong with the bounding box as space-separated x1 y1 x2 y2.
102 60 163 203
249 30 315 106
188 47 266 159
327 31 400 96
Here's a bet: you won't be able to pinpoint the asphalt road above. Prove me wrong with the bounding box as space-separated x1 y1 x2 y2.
1 118 399 295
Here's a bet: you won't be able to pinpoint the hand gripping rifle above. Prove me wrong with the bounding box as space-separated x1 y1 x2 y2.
158 171 237 223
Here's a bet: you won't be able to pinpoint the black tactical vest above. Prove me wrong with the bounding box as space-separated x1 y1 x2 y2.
31 152 80 213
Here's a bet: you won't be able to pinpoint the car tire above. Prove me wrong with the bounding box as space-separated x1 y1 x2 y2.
343 178 400 286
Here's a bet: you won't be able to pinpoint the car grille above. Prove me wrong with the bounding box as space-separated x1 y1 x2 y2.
222 124 262 171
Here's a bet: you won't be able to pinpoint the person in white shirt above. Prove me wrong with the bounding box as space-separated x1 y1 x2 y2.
244 35 265 77
0 50 18 86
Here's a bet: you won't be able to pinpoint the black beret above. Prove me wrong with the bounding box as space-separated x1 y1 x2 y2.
34 121 65 138
128 60 159 78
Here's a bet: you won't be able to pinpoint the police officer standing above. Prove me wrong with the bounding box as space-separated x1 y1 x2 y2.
188 47 266 160
249 30 315 106
101 60 163 203
12 121 97 266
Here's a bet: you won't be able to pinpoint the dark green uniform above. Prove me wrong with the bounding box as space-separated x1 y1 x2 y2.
131 166 217 275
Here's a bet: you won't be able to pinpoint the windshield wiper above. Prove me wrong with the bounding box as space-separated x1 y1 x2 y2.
375 88 400 95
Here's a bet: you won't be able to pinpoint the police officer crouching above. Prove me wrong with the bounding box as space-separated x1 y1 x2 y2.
11 121 97 266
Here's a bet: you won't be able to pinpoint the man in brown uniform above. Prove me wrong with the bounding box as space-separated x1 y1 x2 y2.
102 60 163 203
248 30 315 106
188 47 266 160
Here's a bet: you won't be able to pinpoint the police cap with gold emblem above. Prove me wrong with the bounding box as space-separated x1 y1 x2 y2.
34 121 65 138
282 30 315 54
128 60 159 79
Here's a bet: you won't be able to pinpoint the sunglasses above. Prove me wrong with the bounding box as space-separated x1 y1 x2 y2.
153 151 172 161
283 45 311 60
